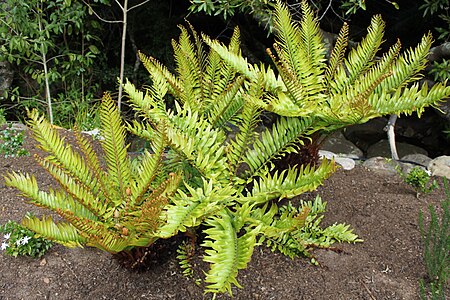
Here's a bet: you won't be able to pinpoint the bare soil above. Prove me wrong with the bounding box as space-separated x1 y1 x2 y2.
0 129 448 300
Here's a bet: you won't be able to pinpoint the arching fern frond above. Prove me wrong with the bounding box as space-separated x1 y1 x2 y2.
202 209 258 295
249 159 336 204
22 215 86 248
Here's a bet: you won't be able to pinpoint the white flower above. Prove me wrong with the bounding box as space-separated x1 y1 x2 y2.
425 169 432 176
3 233 11 240
1 242 8 250
21 236 31 245
16 239 22 246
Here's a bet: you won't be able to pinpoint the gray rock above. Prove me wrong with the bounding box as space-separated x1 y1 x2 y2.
319 150 356 170
362 157 400 176
343 117 388 152
367 139 428 158
400 154 432 167
428 156 450 179
320 130 364 158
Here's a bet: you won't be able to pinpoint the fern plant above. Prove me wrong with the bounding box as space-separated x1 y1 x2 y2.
206 0 450 131
124 23 359 296
4 93 180 255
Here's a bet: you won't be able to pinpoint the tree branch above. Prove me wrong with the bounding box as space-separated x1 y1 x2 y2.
128 0 152 12
82 0 122 24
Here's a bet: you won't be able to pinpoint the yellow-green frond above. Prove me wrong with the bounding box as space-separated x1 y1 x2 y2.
99 93 131 205
249 159 336 204
202 209 258 295
243 117 314 178
325 22 349 85
4 172 97 220
22 215 86 248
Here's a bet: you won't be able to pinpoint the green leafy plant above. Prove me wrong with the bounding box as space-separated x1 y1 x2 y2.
124 17 359 296
1 215 53 258
207 0 450 130
4 93 181 257
0 108 6 126
398 166 438 198
0 124 30 158
419 178 450 300
430 59 450 82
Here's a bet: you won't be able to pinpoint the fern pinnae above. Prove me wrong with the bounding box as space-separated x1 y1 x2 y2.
273 0 303 83
138 51 183 99
376 32 433 93
5 172 99 223
72 129 113 203
298 0 327 86
100 93 132 204
341 15 385 85
325 22 349 87
27 110 98 193
22 215 86 248
207 76 245 128
244 116 313 178
36 156 108 219
130 127 168 206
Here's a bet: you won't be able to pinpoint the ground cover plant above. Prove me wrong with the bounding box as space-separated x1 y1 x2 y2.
3 0 450 298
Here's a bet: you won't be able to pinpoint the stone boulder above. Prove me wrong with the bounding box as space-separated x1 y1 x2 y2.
367 139 428 159
320 130 363 158
428 156 450 179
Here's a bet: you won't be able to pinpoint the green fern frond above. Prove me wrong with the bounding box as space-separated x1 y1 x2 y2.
205 36 283 91
165 107 229 182
26 110 100 197
4 172 97 220
226 102 260 173
340 15 385 86
371 81 450 116
202 209 258 295
130 126 167 206
99 93 131 205
249 159 336 203
243 116 313 178
325 22 349 86
22 215 86 248
36 157 109 218
172 25 203 106
377 32 433 93
139 51 183 98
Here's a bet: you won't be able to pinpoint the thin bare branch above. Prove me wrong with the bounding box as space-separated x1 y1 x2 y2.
82 0 122 24
128 0 152 12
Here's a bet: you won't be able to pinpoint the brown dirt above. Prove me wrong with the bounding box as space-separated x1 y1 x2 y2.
0 129 448 300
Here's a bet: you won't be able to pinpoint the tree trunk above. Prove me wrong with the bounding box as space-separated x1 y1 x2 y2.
117 0 128 111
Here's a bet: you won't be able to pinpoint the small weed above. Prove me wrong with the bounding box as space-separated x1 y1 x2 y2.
0 124 29 157
0 215 53 258
397 166 438 198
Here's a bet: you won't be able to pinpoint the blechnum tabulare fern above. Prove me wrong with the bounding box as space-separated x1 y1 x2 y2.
5 0 450 297
5 94 181 254
125 0 449 296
